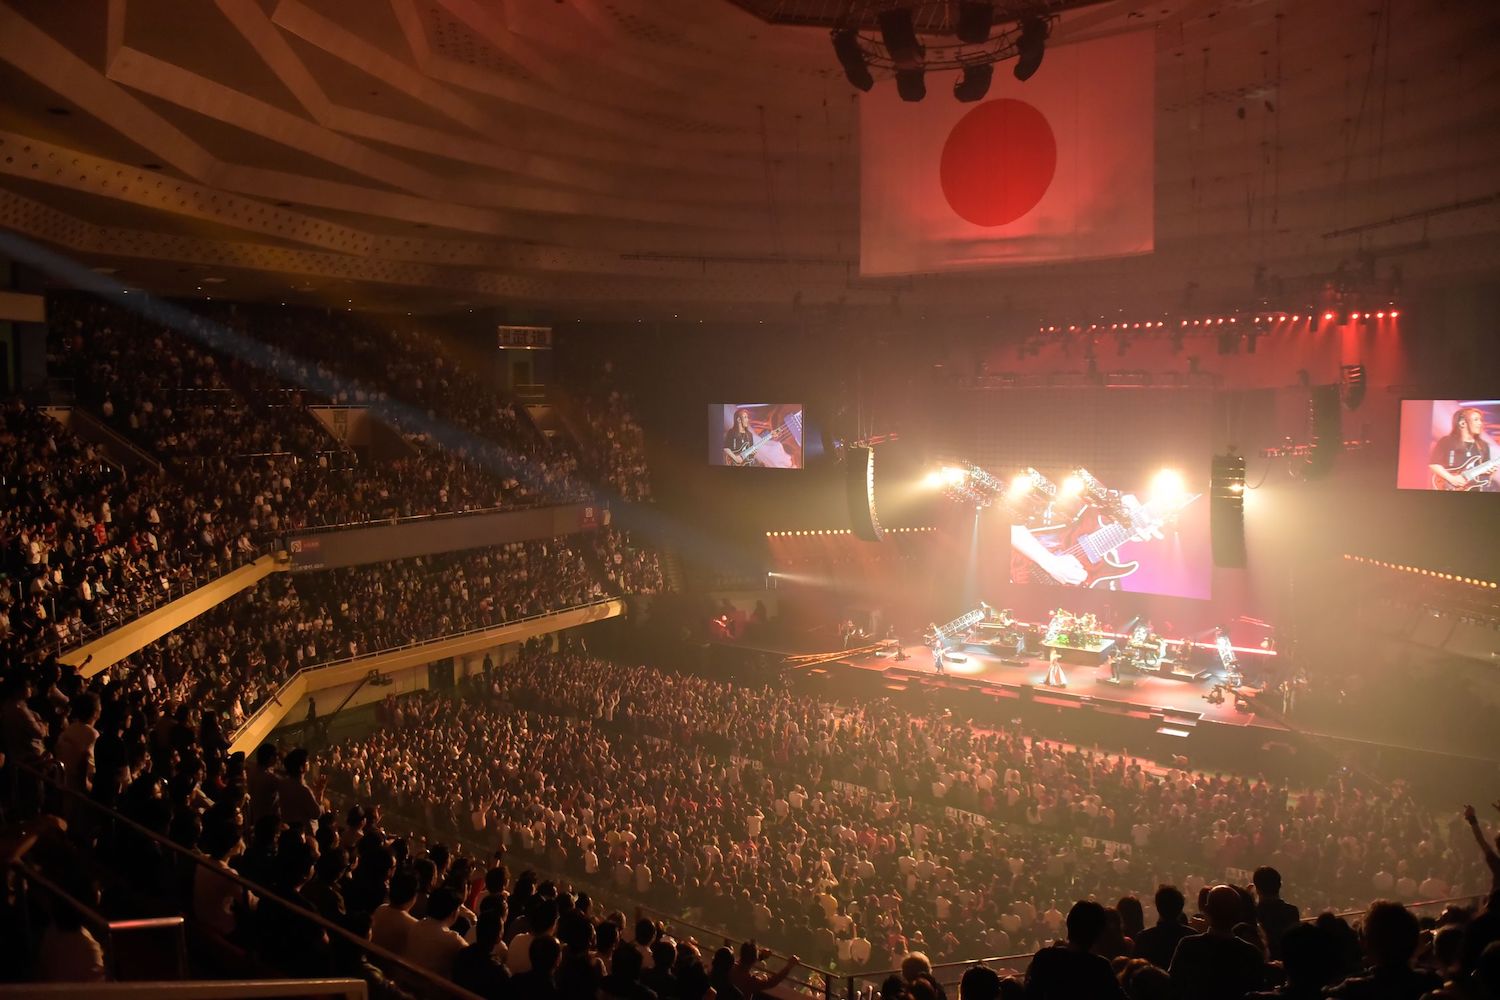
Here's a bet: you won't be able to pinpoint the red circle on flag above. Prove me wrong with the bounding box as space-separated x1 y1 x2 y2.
940 98 1057 227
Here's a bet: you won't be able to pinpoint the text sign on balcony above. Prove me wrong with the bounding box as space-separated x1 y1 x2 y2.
497 325 552 350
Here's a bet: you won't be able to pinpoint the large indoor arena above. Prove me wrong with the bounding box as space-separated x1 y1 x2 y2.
2 1 1500 997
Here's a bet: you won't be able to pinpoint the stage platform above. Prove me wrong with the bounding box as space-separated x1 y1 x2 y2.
801 641 1285 736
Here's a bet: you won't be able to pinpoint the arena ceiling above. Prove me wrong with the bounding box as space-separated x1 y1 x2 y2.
0 0 1497 321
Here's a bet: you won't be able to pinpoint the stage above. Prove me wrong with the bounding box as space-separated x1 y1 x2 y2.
793 640 1287 736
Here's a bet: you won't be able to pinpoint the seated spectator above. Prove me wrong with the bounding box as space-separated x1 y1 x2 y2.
1247 923 1338 1000
511 933 563 1000
1326 900 1442 1000
1251 866 1300 961
453 910 510 1000
1167 885 1265 1000
405 887 468 977
1132 885 1194 971
1022 900 1125 1000
371 871 421 955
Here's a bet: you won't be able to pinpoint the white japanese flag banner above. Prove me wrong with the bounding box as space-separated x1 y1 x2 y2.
859 30 1155 276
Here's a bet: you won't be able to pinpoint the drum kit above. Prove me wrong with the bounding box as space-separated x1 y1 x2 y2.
1044 609 1102 648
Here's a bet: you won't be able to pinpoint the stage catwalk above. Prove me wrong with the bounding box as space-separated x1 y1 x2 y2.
808 642 1287 732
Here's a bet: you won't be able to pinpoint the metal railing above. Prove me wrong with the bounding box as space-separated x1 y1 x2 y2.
0 981 367 1000
10 857 187 981
279 496 570 539
33 550 268 661
16 765 485 1000
230 596 621 742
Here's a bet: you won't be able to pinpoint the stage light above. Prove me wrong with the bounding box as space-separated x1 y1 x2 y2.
1324 311 1335 321
1060 475 1084 497
1013 15 1048 81
921 470 944 489
1228 482 1245 494
895 68 927 101
1390 310 1400 317
1151 469 1186 501
956 1 993 43
941 465 968 487
1009 473 1032 496
879 7 923 67
954 62 993 102
831 29 875 92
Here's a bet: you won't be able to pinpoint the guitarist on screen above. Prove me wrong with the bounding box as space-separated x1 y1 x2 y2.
1429 407 1498 491
722 406 800 468
1010 490 1193 588
724 408 756 464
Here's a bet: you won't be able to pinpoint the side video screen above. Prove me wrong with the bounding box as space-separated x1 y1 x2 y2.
709 404 804 469
1397 400 1500 493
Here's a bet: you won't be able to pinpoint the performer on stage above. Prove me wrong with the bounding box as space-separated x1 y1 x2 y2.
931 640 946 676
1107 651 1122 684
1045 648 1067 687
1429 407 1497 491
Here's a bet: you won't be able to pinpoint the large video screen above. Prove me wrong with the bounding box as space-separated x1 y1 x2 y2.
1397 400 1500 493
708 403 804 469
1007 468 1211 599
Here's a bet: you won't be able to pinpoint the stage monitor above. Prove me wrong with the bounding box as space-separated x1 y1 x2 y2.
1397 400 1500 493
709 403 804 469
1007 467 1211 600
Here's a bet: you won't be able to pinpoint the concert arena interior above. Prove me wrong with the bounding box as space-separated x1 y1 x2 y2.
3 1 1500 997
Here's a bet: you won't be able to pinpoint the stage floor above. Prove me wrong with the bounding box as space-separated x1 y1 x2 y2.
814 642 1287 732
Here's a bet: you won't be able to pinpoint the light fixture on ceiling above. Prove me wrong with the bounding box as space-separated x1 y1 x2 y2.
953 61 993 102
831 29 874 91
828 3 1055 101
956 2 993 44
877 8 923 68
1013 15 1049 81
896 68 927 101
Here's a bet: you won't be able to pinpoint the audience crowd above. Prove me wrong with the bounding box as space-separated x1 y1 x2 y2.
101 538 611 730
6 294 656 654
2 398 257 655
3 641 1499 999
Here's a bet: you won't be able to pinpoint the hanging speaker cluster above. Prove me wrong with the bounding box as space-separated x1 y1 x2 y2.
1306 384 1343 478
1211 452 1247 568
845 446 885 542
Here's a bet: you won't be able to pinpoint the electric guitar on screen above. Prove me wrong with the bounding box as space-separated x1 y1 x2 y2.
1011 492 1201 588
723 410 802 467
1432 455 1500 491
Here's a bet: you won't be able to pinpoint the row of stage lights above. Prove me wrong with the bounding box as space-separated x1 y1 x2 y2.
922 465 1191 504
1344 554 1497 589
1037 310 1400 334
766 527 936 538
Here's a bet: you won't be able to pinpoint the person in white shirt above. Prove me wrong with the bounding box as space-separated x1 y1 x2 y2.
404 888 468 977
54 692 101 792
371 871 421 955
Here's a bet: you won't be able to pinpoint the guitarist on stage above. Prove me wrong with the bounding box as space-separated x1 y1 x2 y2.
1429 407 1497 491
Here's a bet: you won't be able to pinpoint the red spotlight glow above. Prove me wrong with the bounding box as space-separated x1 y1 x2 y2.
1323 312 1335 321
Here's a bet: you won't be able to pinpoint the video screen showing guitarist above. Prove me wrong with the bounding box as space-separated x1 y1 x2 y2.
712 403 804 468
1429 407 1498 492
1007 468 1205 597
